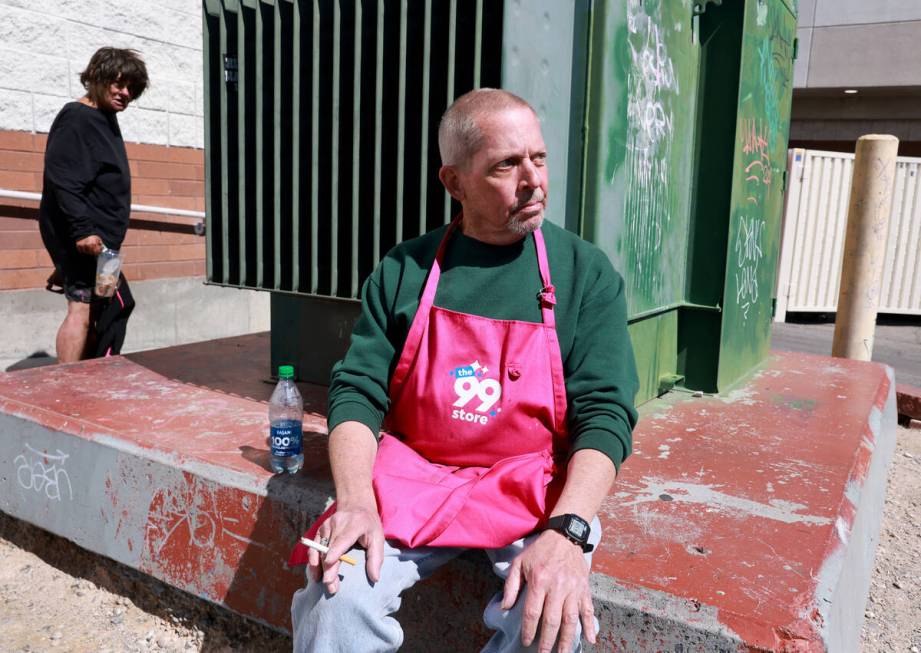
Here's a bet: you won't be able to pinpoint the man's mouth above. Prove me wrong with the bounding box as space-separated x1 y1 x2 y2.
514 202 541 215
512 192 545 217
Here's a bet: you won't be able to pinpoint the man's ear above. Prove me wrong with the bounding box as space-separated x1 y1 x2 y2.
439 166 465 202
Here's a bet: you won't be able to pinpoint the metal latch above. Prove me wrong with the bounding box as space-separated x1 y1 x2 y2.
223 55 238 90
693 0 722 15
658 374 686 396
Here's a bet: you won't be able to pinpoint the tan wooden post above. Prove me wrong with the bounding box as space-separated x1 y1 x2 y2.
832 134 899 361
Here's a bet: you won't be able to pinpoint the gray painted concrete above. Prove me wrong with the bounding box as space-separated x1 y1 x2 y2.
819 380 897 652
792 95 921 121
587 575 744 651
0 277 269 372
807 21 921 89
793 27 812 88
793 2 921 92
798 0 817 25
812 0 921 27
789 117 921 143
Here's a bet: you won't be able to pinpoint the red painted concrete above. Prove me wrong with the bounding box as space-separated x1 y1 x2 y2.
595 355 891 651
0 335 892 649
0 334 328 629
896 383 921 420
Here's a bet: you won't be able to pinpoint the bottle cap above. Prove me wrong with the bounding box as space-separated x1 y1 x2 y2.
278 365 295 379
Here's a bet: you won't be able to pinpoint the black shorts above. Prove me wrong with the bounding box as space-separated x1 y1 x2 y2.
39 220 97 304
53 251 96 304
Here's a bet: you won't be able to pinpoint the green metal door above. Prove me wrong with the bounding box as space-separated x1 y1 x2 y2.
580 0 704 403
582 0 701 318
578 0 796 402
717 0 796 389
202 0 797 396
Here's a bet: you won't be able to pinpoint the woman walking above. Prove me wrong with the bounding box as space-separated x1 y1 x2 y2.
39 47 148 362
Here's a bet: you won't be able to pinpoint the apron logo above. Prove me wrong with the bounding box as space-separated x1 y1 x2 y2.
449 360 502 425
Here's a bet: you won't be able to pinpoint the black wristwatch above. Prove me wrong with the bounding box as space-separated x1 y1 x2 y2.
543 514 593 553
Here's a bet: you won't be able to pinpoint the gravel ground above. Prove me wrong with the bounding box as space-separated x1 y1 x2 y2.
860 425 921 653
0 514 289 652
1 427 918 652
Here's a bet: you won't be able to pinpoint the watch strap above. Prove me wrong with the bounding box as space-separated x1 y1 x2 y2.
543 514 594 553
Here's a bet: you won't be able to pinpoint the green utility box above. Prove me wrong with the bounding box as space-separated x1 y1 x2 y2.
202 0 797 404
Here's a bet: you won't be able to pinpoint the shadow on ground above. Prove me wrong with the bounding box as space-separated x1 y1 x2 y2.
5 351 56 373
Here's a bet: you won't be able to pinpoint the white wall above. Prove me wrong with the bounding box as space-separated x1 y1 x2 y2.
0 0 204 148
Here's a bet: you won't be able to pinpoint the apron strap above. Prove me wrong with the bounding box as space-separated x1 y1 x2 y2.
531 227 567 434
389 217 558 399
532 227 556 328
388 216 460 397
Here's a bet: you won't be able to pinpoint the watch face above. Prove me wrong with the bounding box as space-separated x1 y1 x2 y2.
566 516 588 540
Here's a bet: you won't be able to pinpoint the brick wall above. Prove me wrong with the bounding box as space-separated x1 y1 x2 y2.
0 128 206 291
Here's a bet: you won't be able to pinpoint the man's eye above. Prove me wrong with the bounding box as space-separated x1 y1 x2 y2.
495 159 514 170
533 153 547 165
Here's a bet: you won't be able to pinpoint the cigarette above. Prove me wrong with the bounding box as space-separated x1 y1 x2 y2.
300 537 357 566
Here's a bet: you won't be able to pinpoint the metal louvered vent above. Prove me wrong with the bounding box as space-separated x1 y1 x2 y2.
203 0 504 298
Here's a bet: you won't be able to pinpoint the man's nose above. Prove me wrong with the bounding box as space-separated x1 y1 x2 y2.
520 158 541 189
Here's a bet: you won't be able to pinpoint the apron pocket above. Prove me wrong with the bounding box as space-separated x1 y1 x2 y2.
373 436 558 549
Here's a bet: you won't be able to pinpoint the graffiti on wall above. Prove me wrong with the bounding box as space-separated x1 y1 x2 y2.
140 472 270 598
741 118 772 206
734 215 766 321
13 443 74 502
621 0 680 297
731 1 793 323
758 11 793 141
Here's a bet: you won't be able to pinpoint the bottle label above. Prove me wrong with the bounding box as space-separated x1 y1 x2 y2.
270 420 303 457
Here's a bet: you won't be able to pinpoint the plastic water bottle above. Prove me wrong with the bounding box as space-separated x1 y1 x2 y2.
269 365 304 474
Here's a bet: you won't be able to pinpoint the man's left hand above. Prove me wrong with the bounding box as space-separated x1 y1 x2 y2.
501 529 596 653
75 234 104 256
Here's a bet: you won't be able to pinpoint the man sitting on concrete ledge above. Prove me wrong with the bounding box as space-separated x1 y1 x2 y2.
290 89 638 653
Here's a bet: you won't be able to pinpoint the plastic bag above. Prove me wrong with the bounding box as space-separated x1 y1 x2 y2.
95 247 123 298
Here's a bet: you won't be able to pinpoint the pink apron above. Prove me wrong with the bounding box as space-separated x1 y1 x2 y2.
289 217 568 563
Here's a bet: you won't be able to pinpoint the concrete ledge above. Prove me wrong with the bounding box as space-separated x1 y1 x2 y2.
594 357 896 651
896 383 921 421
0 336 897 651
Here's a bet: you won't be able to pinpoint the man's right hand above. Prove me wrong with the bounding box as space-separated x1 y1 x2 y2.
317 420 383 593
75 235 104 256
309 503 384 595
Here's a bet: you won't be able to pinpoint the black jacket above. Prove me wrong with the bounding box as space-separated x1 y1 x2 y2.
39 102 131 252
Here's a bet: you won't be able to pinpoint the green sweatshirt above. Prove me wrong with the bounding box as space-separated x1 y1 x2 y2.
327 220 639 469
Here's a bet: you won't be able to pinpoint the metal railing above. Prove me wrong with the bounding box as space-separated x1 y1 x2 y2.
0 188 206 234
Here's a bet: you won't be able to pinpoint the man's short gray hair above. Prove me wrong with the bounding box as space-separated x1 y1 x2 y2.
438 88 536 168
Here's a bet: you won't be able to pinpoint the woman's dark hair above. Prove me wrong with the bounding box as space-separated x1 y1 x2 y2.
79 47 149 107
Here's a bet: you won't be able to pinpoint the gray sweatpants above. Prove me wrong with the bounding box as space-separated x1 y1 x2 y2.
291 517 601 652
